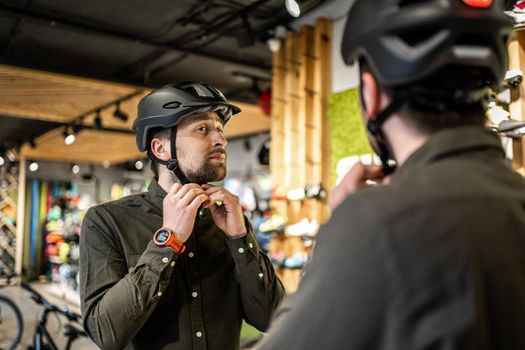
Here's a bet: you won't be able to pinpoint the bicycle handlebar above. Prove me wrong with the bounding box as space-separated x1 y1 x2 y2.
20 282 82 322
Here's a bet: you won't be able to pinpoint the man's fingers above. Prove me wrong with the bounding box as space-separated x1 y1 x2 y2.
179 187 207 206
208 192 226 205
169 183 201 201
204 186 224 195
328 163 386 211
362 165 384 181
167 182 182 197
187 194 209 211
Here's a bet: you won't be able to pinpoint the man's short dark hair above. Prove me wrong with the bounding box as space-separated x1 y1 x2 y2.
149 128 170 180
359 60 486 134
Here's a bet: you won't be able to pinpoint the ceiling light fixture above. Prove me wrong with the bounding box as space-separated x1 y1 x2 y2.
285 0 320 18
285 0 301 17
0 155 4 166
63 127 76 145
266 37 281 52
113 102 129 122
29 161 39 172
135 160 144 170
72 164 80 174
5 149 16 162
94 110 103 130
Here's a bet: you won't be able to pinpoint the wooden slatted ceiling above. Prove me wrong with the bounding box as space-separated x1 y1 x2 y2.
0 65 139 123
0 65 270 164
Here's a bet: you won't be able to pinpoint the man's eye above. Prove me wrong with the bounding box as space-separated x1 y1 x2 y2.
197 126 208 133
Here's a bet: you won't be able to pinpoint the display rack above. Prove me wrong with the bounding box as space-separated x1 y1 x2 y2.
0 163 19 274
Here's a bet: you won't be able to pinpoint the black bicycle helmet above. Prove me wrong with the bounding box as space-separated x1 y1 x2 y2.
132 81 240 183
341 0 513 175
341 0 513 89
133 81 240 152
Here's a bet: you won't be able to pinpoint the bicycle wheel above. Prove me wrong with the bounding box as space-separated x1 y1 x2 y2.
0 295 23 350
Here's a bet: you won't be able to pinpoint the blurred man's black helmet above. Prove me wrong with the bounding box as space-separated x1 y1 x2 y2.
341 0 513 89
133 81 241 152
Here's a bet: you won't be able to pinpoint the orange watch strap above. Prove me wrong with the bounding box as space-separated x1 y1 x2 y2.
166 232 186 253
154 228 186 253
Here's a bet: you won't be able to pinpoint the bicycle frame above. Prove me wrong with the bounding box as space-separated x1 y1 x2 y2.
33 308 59 350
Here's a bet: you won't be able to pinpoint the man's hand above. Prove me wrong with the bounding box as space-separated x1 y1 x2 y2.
328 163 386 211
162 183 209 242
202 185 247 239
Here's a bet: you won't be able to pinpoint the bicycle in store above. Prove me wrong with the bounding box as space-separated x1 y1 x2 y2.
0 275 24 350
20 282 87 350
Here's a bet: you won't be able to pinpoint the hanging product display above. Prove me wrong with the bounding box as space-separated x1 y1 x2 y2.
23 180 85 290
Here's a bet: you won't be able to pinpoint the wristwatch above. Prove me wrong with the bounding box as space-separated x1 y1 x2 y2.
153 228 186 253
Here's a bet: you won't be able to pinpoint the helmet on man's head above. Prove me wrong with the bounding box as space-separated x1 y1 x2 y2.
341 0 513 90
133 81 241 153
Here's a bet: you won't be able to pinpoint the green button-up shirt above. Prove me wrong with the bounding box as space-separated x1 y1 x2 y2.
80 179 285 350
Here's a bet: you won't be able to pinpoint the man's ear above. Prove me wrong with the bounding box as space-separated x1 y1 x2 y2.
150 137 170 161
361 71 381 120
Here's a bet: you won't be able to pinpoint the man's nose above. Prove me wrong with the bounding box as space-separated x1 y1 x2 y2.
212 129 227 146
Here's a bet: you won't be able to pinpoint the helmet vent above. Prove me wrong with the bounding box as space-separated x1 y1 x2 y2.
456 34 492 48
163 101 182 109
398 27 440 47
398 0 430 7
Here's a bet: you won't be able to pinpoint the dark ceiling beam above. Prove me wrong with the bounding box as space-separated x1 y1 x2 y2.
121 0 273 82
0 2 271 71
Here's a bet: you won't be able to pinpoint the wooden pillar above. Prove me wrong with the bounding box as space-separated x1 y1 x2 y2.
284 31 301 190
314 18 332 223
271 38 286 216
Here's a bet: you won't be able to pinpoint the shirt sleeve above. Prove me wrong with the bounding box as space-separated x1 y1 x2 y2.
79 206 178 350
225 218 286 331
255 198 389 349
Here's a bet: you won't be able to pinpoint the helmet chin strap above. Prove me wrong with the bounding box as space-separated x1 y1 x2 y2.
167 127 191 185
360 88 405 175
148 127 192 185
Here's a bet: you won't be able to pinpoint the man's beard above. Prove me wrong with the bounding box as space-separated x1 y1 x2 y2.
185 159 226 184
174 148 227 184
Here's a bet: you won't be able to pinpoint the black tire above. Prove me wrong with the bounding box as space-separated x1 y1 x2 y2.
0 295 23 350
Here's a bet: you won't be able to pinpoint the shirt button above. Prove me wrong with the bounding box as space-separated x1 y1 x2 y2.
192 291 198 298
170 261 175 267
157 292 162 297
188 252 195 258
162 257 169 263
196 331 203 338
238 248 245 254
248 242 254 249
258 273 264 279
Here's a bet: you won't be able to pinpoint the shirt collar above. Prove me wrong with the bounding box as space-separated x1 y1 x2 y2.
393 126 505 181
147 178 167 209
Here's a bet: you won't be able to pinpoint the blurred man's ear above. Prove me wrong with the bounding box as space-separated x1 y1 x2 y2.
361 71 381 120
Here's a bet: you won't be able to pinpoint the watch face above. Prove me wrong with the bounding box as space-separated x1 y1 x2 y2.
155 230 170 244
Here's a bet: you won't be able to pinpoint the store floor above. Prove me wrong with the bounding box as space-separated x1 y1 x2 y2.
0 282 97 349
1 282 260 349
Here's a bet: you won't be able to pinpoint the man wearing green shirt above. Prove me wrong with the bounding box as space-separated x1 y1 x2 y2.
79 81 285 350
